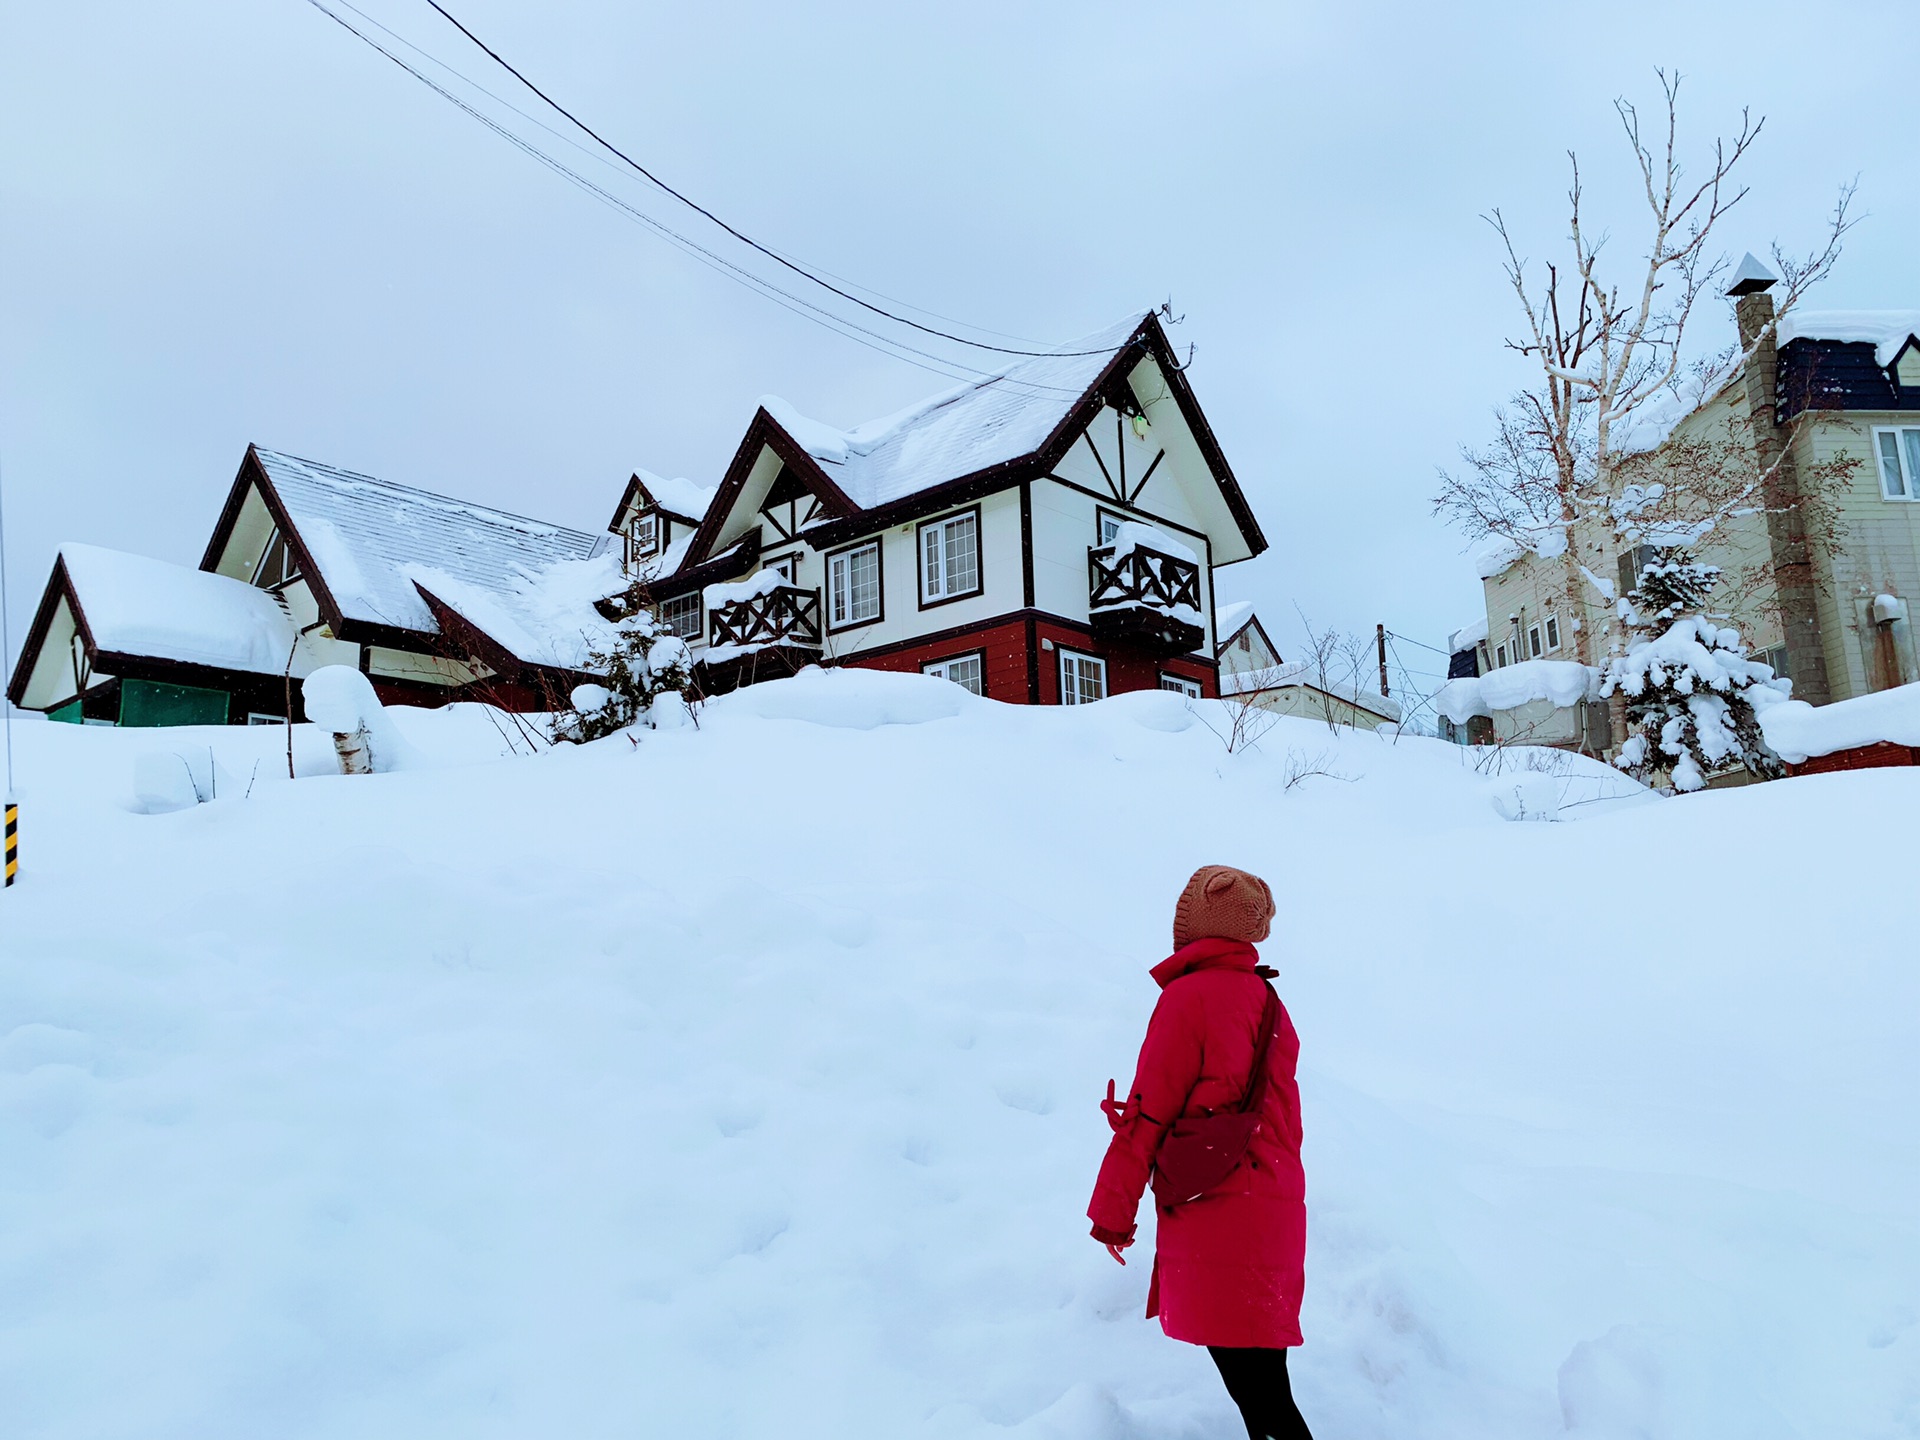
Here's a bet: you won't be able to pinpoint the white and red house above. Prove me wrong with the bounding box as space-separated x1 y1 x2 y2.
625 311 1267 704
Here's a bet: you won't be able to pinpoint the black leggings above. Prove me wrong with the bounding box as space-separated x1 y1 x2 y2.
1208 1346 1314 1440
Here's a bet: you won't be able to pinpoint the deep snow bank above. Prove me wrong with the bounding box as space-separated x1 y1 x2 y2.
1 675 1914 1440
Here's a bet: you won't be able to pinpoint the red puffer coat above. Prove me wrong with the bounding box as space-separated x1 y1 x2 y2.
1087 937 1306 1348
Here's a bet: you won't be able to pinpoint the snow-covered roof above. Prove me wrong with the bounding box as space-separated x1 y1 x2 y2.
1215 600 1256 644
1222 661 1402 721
252 449 600 637
635 469 717 523
1435 659 1598 724
61 543 303 677
1777 310 1920 368
1447 617 1488 654
1759 681 1920 764
408 552 627 673
757 314 1149 510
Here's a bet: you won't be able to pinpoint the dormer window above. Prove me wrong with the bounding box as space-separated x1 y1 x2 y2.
251 526 300 589
626 510 660 564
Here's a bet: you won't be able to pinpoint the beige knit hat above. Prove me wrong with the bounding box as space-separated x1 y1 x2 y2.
1173 865 1275 948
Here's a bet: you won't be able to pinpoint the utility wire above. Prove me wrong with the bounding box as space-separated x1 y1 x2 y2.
301 1 1092 400
1384 628 1453 657
420 0 1114 359
298 0 1079 396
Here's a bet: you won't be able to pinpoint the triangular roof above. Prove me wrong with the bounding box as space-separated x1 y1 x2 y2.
203 446 600 644
605 469 718 532
679 312 1267 571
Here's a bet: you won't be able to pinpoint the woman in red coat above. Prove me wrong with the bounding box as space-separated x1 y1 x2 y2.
1088 865 1314 1440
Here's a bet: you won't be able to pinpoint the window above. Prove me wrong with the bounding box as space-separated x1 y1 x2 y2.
1237 630 1252 652
1617 544 1658 599
919 509 981 605
252 527 299 589
1059 650 1107 705
766 553 799 583
1495 642 1509 668
246 712 283 726
1873 427 1920 500
1097 508 1126 546
627 511 659 563
660 592 702 640
1762 644 1792 680
923 652 984 696
1159 673 1202 698
1528 625 1543 658
828 541 882 628
1545 615 1561 651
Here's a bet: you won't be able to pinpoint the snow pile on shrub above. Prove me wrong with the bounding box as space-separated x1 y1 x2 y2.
1603 619 1787 790
301 664 422 773
1 674 1914 1439
1760 679 1920 763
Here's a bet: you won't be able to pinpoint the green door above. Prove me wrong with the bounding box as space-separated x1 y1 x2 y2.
118 679 230 727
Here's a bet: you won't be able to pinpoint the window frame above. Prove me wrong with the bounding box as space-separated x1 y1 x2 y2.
1058 648 1107 706
1528 624 1543 659
1158 672 1203 698
825 537 884 632
922 650 986 696
1096 506 1128 547
764 552 801 584
1495 642 1509 668
917 505 984 610
659 591 703 642
1872 425 1920 501
627 510 661 563
1545 614 1561 652
251 526 301 590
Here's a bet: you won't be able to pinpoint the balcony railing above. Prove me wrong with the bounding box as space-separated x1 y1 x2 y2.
708 584 823 651
1088 543 1206 657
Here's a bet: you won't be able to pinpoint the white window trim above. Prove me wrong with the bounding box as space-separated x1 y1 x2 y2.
1872 426 1920 501
922 651 985 696
1528 624 1543 658
1158 672 1202 698
827 541 882 630
1544 614 1561 652
1495 642 1509 668
919 510 983 605
660 591 703 641
628 511 660 561
1058 649 1107 706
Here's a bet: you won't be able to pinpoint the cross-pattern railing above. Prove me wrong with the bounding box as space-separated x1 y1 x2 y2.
1089 544 1203 615
708 585 823 650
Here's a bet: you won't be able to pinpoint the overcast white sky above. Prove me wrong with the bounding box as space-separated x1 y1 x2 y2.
2 0 1913 705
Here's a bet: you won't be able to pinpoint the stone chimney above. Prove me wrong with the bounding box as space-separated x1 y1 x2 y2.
1730 254 1832 705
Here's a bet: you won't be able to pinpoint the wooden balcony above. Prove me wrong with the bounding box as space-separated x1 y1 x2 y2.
708 584 823 651
1088 543 1206 657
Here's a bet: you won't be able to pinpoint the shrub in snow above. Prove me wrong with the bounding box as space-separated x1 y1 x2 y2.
1600 546 1787 792
1488 773 1562 822
555 582 698 742
301 665 420 775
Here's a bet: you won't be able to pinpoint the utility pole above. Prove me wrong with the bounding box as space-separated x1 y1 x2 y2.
1376 624 1389 699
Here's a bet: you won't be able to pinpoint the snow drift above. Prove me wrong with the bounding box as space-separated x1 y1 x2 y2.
0 675 1914 1440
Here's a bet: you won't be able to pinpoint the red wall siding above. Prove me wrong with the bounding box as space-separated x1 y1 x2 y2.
849 613 1220 704
1787 741 1920 776
842 617 1035 703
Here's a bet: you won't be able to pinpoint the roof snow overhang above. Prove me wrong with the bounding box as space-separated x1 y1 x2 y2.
677 313 1267 572
606 472 706 534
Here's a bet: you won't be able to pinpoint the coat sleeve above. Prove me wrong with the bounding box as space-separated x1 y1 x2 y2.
1087 983 1207 1238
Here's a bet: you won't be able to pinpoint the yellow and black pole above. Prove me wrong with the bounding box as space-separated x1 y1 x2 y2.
3 797 14 888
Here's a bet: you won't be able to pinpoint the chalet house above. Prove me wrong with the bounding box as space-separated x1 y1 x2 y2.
1450 264 1920 768
634 312 1267 703
8 446 613 725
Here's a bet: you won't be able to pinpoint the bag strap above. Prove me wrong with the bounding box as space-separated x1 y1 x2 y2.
1233 982 1280 1116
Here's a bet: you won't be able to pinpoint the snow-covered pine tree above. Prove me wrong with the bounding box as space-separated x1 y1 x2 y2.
558 581 697 742
1601 545 1788 791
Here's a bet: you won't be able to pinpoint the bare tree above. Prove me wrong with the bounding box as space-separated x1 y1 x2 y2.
1294 609 1377 734
1434 71 1855 664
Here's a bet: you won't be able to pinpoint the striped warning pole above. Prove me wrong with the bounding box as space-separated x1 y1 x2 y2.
3 798 14 887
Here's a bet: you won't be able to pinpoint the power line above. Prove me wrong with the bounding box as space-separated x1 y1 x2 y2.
296 1 1076 396
1384 628 1453 657
419 0 1115 359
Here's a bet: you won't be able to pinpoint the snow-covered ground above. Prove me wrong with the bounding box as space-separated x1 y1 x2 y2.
1 673 1914 1439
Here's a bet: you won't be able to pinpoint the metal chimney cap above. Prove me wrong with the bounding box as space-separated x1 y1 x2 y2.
1726 251 1778 297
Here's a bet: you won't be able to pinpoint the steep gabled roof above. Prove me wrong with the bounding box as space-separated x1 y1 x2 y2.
605 469 719 532
681 312 1266 570
204 447 600 642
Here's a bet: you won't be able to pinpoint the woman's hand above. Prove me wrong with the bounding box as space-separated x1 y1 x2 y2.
1104 1241 1130 1266
1090 1222 1135 1265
